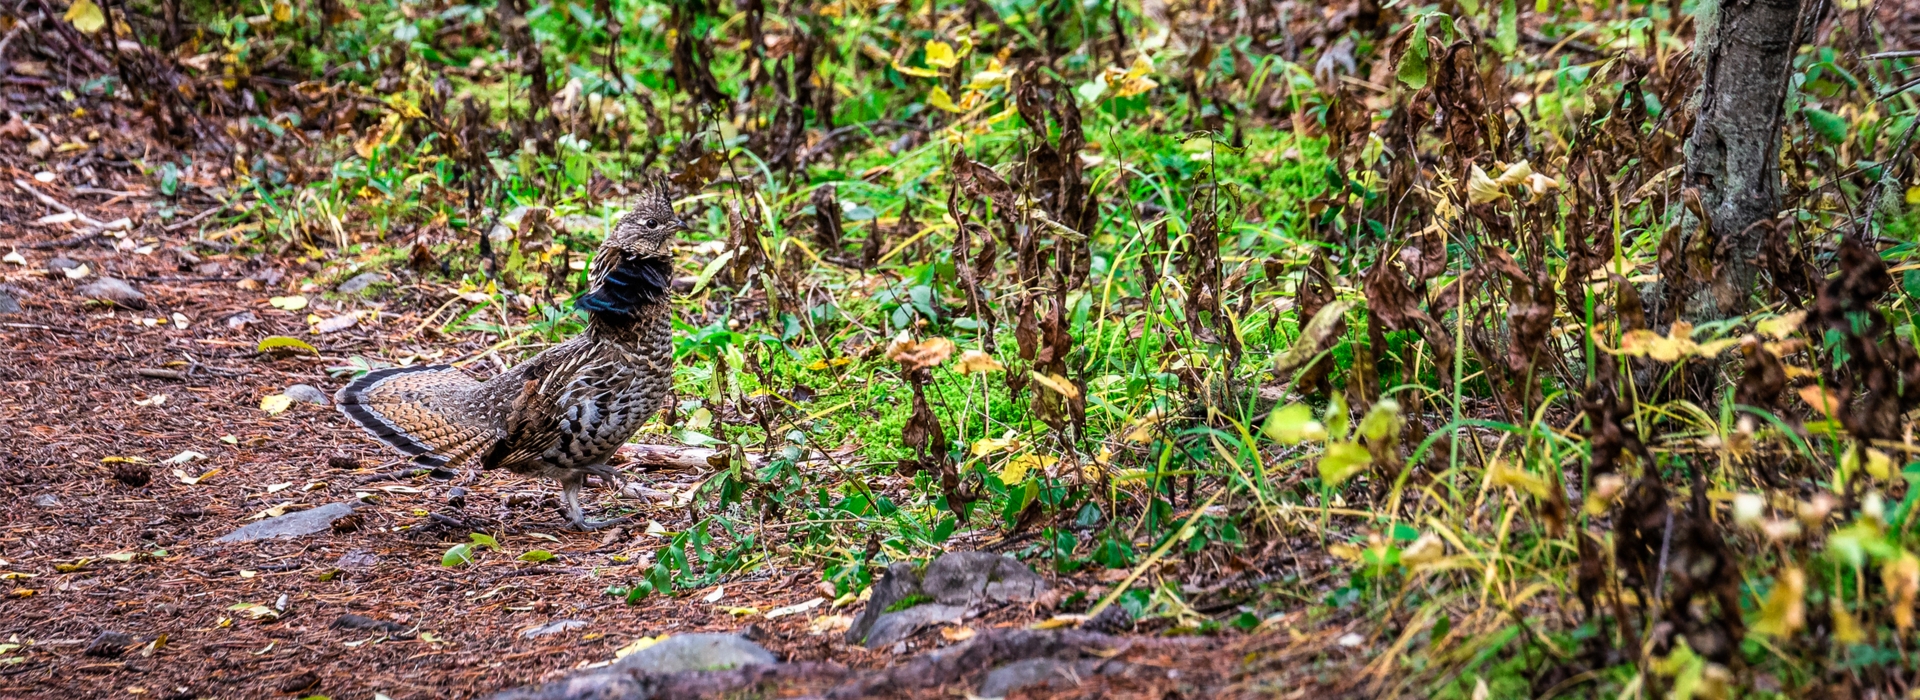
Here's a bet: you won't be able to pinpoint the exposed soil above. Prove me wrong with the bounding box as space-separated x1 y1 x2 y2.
0 183 1357 698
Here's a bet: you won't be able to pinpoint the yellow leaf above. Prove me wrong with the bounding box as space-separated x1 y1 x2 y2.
1865 448 1893 481
1262 403 1325 445
173 468 219 485
1467 165 1505 205
1318 441 1371 487
891 59 941 78
1489 461 1554 501
269 295 309 311
1756 310 1805 340
65 0 106 34
965 68 1009 92
926 86 966 113
1751 566 1805 638
923 41 958 69
1831 599 1867 644
1798 385 1841 419
272 0 291 22
970 434 1019 457
1327 543 1363 561
1029 371 1080 400
260 394 293 415
1491 160 1533 189
1000 454 1056 484
956 349 1005 374
805 360 831 371
1111 54 1159 98
1123 410 1166 443
1883 552 1919 631
1028 615 1086 630
940 626 975 642
1401 534 1446 567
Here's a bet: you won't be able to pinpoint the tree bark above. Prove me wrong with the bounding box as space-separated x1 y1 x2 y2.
1679 0 1804 318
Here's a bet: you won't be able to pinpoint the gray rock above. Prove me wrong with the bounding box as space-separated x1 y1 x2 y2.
845 562 924 645
225 310 259 329
336 271 386 295
610 633 775 674
332 614 410 636
862 603 967 649
215 502 358 543
77 277 146 309
84 630 138 658
335 550 378 569
977 658 1120 698
284 384 331 406
556 214 606 234
0 288 19 315
520 619 589 639
32 493 57 507
921 551 1048 605
47 256 80 273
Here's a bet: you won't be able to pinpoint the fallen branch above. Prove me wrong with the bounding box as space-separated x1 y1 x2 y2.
14 179 128 232
613 443 735 471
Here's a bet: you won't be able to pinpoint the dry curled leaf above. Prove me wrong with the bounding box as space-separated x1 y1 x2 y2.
885 333 955 372
1275 300 1352 380
1028 372 1080 400
1797 385 1841 419
955 349 1005 374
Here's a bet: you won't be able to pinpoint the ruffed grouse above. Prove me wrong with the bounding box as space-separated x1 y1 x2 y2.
335 188 683 530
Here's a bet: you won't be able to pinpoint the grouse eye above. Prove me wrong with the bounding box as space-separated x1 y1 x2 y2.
642 218 658 228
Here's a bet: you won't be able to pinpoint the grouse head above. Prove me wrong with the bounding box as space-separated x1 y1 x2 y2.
578 184 683 318
604 184 685 259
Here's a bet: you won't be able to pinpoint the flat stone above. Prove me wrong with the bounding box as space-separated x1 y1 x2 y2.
216 502 358 543
862 603 967 649
611 633 775 674
284 384 330 406
0 288 19 315
225 310 259 329
32 493 57 507
335 550 378 569
977 658 1119 698
520 619 589 639
332 614 410 636
47 256 80 272
920 551 1048 605
84 630 138 658
845 562 923 645
77 277 146 309
336 271 386 295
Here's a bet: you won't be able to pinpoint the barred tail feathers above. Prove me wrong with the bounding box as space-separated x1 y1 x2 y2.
335 365 496 468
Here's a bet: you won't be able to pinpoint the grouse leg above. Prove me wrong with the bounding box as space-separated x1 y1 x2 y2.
560 470 630 531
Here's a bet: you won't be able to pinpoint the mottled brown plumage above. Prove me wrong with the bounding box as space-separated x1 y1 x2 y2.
336 187 683 529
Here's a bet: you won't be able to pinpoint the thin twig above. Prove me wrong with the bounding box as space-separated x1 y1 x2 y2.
164 203 229 232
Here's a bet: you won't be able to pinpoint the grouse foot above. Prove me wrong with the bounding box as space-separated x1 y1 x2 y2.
560 469 631 531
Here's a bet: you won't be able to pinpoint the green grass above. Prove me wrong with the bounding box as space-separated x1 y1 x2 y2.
113 0 1920 694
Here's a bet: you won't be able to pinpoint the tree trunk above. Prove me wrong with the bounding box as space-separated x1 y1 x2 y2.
1679 0 1804 319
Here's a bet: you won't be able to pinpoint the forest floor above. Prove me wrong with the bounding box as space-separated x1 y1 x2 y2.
0 177 1355 698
